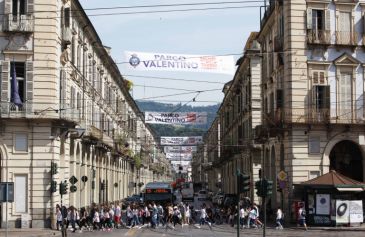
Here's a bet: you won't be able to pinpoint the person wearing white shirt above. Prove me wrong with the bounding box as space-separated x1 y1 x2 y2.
276 208 284 229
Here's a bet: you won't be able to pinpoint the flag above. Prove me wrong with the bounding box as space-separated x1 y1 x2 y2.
10 63 22 107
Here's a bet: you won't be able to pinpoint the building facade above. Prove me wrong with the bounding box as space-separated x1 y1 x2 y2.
198 33 262 202
0 0 170 228
256 0 365 216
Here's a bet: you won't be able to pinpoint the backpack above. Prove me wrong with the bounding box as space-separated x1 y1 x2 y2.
301 209 306 217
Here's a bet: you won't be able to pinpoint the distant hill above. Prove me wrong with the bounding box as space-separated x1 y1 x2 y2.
136 101 220 137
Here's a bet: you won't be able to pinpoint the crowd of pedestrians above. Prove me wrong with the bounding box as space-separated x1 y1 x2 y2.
55 200 307 233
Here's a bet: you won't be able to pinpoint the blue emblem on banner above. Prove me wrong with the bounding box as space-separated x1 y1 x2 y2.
129 54 140 67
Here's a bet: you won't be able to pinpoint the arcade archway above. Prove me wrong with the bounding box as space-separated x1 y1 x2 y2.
329 140 363 182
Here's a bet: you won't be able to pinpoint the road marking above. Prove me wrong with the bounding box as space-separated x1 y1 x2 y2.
125 228 137 236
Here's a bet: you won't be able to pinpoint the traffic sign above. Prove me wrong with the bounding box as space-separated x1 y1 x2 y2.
69 176 78 185
277 170 287 181
70 185 77 193
81 176 88 183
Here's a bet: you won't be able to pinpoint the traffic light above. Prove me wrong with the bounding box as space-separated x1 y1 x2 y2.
265 180 273 196
51 161 58 175
51 181 57 193
59 181 68 195
239 174 250 193
255 180 264 197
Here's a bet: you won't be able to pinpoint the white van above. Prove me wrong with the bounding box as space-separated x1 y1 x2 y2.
181 182 194 201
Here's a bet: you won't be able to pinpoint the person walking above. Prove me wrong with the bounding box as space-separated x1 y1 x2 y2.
298 204 308 230
195 204 212 230
56 205 63 231
276 208 284 229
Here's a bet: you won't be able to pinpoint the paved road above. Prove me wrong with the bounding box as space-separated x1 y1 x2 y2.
65 224 365 237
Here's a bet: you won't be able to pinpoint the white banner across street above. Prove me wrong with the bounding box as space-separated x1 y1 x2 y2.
125 51 235 75
166 153 192 161
164 146 197 153
160 136 203 146
145 112 207 125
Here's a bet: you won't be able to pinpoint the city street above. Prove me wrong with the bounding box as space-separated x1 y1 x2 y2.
64 225 365 237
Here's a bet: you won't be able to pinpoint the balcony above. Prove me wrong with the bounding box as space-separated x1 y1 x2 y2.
307 30 331 45
335 31 358 46
309 109 330 123
4 14 34 33
0 101 32 118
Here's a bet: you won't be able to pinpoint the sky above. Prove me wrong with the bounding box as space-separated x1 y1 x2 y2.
78 0 262 106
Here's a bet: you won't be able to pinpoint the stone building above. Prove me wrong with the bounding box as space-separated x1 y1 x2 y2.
0 0 170 228
256 0 365 215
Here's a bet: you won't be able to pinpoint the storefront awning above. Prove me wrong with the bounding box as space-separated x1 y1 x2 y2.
336 187 364 192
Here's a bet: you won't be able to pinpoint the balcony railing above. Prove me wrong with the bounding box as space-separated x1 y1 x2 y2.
4 14 34 33
309 109 330 123
0 101 32 118
335 31 358 45
307 30 331 45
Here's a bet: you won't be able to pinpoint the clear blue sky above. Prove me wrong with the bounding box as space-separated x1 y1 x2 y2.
79 0 262 106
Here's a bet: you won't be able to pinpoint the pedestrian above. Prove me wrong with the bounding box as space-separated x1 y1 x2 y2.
157 203 164 226
195 204 212 229
239 206 245 228
172 206 182 228
93 208 101 230
114 203 122 229
126 205 133 227
56 205 63 231
185 205 191 225
276 207 284 229
297 204 308 230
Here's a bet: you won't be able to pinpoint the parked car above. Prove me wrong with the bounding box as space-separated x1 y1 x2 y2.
212 191 225 204
124 194 143 204
196 190 208 201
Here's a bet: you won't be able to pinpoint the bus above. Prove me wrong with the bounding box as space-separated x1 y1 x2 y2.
143 182 174 204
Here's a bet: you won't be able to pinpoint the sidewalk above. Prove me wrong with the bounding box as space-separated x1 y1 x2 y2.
0 228 61 237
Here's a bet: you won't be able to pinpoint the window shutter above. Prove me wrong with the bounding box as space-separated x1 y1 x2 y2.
26 61 33 114
313 71 319 84
27 0 34 14
324 85 330 110
319 71 325 84
312 85 318 109
4 0 11 15
307 8 313 30
60 70 67 110
64 7 70 28
325 10 331 31
1 61 10 114
276 89 283 109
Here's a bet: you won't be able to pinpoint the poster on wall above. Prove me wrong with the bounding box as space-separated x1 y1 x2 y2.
316 194 330 215
336 200 350 224
349 200 363 223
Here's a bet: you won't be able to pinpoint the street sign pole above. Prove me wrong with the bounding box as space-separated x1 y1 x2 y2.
236 169 240 237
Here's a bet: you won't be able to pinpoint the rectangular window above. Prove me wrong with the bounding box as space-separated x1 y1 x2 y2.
10 62 25 109
312 9 324 31
14 133 27 151
309 171 320 180
339 72 352 120
15 175 27 213
12 0 26 16
64 8 70 27
308 136 320 154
